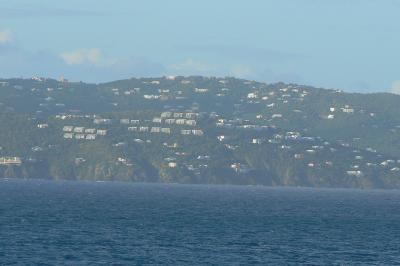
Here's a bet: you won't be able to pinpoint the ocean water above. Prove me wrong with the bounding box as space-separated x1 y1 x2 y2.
1 180 400 265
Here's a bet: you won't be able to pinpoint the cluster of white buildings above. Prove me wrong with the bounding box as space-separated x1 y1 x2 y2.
160 111 198 119
127 126 203 136
245 86 310 108
37 123 49 129
62 126 107 140
180 129 204 136
93 118 112 125
120 111 203 137
0 156 22 165
128 126 171 134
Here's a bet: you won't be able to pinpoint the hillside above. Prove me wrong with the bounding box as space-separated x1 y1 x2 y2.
1 76 400 189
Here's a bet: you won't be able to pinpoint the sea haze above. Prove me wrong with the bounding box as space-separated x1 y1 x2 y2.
1 179 400 265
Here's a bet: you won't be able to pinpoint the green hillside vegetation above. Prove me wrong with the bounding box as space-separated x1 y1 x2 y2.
1 76 400 189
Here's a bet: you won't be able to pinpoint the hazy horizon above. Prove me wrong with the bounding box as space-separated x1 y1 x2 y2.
1 0 399 93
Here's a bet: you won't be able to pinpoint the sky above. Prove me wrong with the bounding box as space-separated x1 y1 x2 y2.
0 0 399 93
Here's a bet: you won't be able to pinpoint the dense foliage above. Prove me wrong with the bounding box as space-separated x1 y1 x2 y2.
1 76 400 188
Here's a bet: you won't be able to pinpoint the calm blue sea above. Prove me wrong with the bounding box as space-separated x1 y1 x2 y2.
1 179 400 265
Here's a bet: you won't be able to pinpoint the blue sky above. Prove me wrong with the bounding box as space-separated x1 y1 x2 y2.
0 0 399 92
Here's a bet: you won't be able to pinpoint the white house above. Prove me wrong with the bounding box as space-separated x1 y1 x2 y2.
74 127 85 133
63 126 74 132
97 129 107 136
37 124 48 129
165 119 176 124
152 117 162 123
192 129 204 136
151 127 161 133
176 119 186 125
194 88 209 93
185 120 196 126
161 112 172 118
272 114 282 118
247 92 258 99
63 133 74 139
185 113 197 119
139 127 149 132
173 113 184 118
181 130 191 135
86 134 96 140
0 157 22 165
168 162 177 168
75 134 85 139
85 128 96 134
93 118 112 125
347 170 363 177
161 128 171 134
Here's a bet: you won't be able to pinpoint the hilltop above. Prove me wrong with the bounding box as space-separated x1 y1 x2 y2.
1 76 400 189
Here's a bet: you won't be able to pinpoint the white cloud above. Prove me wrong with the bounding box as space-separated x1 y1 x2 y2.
169 59 217 73
230 64 254 78
60 48 102 65
0 42 165 82
391 80 400 94
0 29 12 44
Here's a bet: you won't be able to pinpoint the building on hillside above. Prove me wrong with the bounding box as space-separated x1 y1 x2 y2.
161 128 171 134
97 129 107 136
168 162 177 168
93 118 112 125
63 133 74 139
75 134 85 139
63 126 74 132
37 124 48 129
252 138 262 144
152 118 162 123
194 88 209 93
185 120 196 126
294 154 304 159
173 113 184 118
86 134 96 140
185 113 197 119
247 92 258 99
151 127 161 133
176 119 186 125
85 128 96 134
347 170 363 177
272 114 283 118
192 129 204 136
74 127 85 133
230 163 251 173
181 130 191 135
341 105 354 113
217 135 225 142
165 119 175 124
143 94 161 100
0 157 22 165
161 112 172 118
139 127 149 132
